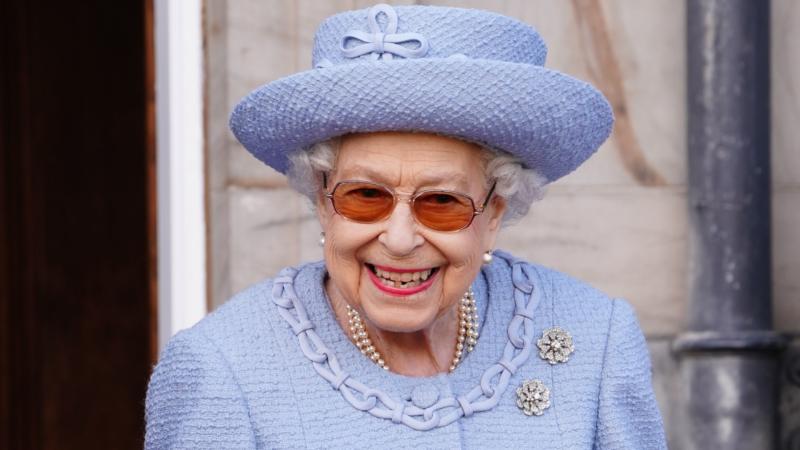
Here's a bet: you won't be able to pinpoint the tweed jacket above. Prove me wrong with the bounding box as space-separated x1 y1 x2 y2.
145 251 667 449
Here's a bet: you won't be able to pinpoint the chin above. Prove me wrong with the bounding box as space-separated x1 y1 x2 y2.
360 299 438 334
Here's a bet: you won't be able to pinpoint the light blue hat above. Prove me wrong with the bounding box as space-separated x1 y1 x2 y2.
230 3 613 183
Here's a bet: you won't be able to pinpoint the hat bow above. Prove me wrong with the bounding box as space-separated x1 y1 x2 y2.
340 4 429 61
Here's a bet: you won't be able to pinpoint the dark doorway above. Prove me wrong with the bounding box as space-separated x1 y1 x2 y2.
1 1 156 449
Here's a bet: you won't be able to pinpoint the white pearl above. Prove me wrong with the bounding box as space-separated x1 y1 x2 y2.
482 251 493 264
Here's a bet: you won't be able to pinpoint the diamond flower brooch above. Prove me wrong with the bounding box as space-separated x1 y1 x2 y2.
516 379 551 416
537 326 575 365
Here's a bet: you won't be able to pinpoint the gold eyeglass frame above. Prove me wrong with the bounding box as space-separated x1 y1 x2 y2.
322 173 497 232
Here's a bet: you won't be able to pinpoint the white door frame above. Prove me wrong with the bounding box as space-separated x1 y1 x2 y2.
155 0 207 351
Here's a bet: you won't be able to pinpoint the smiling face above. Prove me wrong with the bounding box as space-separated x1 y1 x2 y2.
317 132 505 335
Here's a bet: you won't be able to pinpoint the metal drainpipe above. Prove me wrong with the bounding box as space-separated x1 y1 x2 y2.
674 1 786 449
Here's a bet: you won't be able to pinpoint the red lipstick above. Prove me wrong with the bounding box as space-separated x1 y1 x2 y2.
366 266 438 296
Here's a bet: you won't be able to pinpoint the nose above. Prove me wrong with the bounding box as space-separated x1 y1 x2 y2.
378 202 424 256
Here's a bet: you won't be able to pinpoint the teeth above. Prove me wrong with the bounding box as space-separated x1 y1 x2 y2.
372 266 434 288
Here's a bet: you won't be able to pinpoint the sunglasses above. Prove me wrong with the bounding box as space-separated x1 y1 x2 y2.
323 174 497 232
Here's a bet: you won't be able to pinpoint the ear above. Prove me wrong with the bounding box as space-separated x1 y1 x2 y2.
487 195 506 232
315 191 331 230
483 195 506 249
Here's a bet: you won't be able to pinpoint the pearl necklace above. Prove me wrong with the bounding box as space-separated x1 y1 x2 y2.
346 288 479 372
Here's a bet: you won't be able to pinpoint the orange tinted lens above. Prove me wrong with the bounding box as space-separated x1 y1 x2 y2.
331 182 395 222
413 191 475 231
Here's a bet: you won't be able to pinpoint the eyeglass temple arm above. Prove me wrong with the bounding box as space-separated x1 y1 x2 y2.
475 180 498 214
321 173 337 201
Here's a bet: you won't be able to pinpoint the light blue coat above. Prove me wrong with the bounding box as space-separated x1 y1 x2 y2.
145 251 666 449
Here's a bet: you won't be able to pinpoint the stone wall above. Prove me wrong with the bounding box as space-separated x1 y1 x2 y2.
204 1 800 445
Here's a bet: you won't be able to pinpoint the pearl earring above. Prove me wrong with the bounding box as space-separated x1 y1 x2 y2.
482 250 493 265
319 232 326 247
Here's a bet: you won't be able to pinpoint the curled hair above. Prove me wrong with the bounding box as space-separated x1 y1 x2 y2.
286 137 547 226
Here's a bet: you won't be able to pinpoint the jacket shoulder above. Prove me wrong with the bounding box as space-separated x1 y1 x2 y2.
192 260 327 339
494 250 619 321
192 276 277 344
492 251 646 366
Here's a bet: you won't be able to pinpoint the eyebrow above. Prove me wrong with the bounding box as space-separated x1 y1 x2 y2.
336 164 472 190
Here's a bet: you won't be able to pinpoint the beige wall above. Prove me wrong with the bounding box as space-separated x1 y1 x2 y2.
206 0 799 336
773 0 800 333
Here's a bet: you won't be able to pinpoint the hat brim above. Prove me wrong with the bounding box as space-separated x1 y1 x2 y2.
229 58 613 182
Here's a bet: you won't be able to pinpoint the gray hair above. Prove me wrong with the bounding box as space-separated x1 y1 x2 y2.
286 137 547 226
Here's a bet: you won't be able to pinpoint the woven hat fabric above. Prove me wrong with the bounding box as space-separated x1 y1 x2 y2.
229 4 613 183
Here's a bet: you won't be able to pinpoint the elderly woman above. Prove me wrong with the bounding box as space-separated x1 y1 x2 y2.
145 4 666 449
